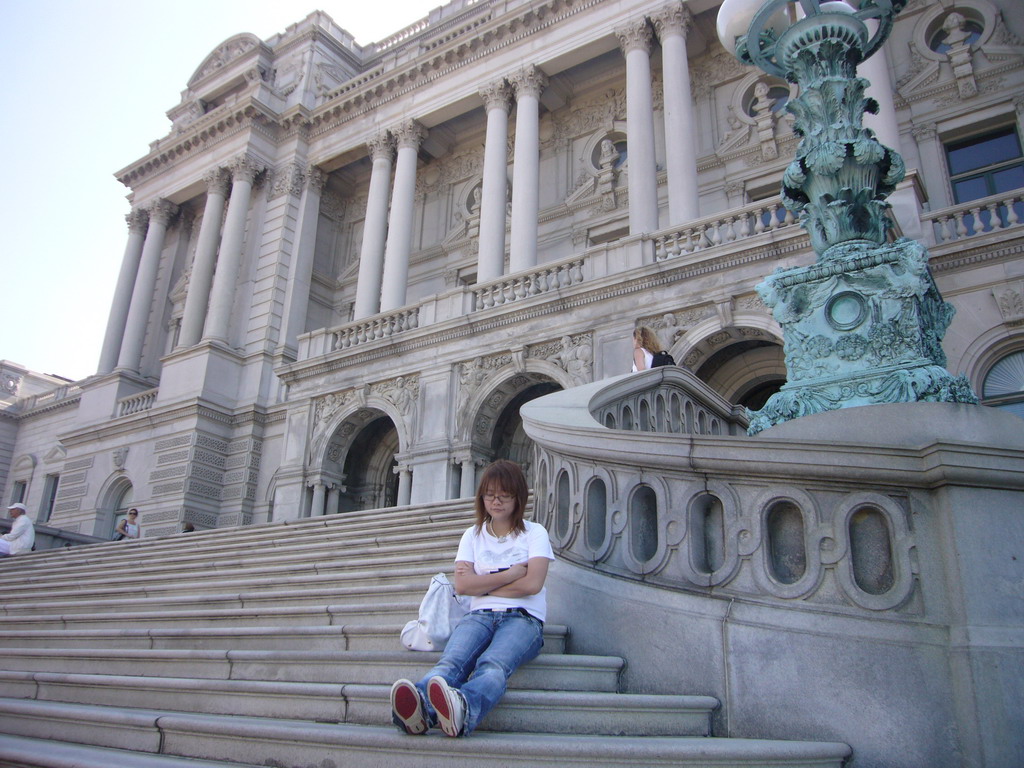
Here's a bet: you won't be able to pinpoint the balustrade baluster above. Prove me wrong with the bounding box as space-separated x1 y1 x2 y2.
682 228 695 253
754 208 766 234
570 260 584 283
724 216 737 242
1006 197 1020 227
985 202 1000 230
954 212 968 238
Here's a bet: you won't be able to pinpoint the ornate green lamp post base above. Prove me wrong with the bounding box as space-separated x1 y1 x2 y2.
747 238 977 434
715 0 979 434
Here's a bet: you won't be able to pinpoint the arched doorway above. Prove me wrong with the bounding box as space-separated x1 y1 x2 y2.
688 336 786 410
463 373 563 488
98 478 134 540
338 414 400 511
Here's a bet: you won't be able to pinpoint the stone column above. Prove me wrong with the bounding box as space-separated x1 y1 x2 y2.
117 199 178 372
459 458 477 498
509 66 547 275
203 155 261 343
326 485 341 517
353 133 396 320
618 19 660 234
396 466 413 507
178 168 231 348
477 81 512 283
380 121 427 313
310 481 326 517
860 23 902 154
278 165 327 354
653 3 700 224
98 208 148 374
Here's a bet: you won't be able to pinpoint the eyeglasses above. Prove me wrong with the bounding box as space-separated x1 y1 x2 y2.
128 512 138 516
483 494 513 504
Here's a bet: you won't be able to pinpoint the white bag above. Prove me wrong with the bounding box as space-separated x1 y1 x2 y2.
401 573 470 651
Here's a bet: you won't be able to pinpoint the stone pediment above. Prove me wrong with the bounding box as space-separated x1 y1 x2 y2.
188 34 263 88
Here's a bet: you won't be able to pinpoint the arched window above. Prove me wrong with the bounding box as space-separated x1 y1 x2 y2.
982 349 1024 418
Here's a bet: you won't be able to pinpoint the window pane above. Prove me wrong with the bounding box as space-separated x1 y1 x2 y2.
952 176 990 203
991 165 1024 194
947 128 1021 176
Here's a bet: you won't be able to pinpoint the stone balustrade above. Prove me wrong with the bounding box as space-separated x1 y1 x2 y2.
520 369 947 615
117 388 158 417
654 197 797 261
473 257 586 311
925 187 1024 243
331 307 420 351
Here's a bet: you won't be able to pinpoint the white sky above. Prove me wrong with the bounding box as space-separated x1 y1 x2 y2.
0 0 440 381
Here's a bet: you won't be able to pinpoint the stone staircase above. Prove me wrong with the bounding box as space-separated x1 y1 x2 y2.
0 501 851 767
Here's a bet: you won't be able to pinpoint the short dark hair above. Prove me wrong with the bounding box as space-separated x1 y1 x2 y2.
473 460 529 536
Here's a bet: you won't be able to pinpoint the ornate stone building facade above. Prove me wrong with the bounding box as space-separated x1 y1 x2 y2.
2 0 1023 539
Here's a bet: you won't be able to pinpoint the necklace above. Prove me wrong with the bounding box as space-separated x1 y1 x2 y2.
486 519 510 543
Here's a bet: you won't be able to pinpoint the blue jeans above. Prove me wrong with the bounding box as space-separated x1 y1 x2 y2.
414 609 544 735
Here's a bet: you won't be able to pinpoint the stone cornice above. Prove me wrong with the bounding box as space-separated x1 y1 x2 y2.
116 101 279 188
307 0 606 142
59 400 277 448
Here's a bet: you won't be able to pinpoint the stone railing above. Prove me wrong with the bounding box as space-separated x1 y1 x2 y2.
117 388 158 417
11 384 82 415
473 257 586 311
520 369 943 614
653 197 797 261
589 366 749 436
924 188 1024 244
332 307 421 351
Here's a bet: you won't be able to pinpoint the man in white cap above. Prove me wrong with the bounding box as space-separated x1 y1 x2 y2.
0 503 35 556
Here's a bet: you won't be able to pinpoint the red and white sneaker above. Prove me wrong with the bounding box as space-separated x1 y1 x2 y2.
427 676 466 737
390 679 428 735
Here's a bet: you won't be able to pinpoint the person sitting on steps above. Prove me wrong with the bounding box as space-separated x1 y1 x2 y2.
390 459 554 737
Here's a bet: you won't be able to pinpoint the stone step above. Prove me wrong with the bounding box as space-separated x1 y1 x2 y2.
0 733 262 768
0 562 451 604
0 600 423 631
0 580 434 616
0 674 714 736
0 623 570 653
0 647 622 692
0 704 852 768
0 505 476 578
7 537 462 590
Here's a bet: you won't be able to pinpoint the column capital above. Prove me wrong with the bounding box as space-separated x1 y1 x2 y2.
911 122 938 142
229 154 263 184
616 19 654 55
367 131 396 162
480 80 512 112
203 167 231 196
509 66 548 100
306 165 328 193
148 198 179 226
125 208 149 234
392 119 428 150
652 2 693 40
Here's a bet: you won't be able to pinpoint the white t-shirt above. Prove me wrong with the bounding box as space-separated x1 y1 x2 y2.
455 520 554 622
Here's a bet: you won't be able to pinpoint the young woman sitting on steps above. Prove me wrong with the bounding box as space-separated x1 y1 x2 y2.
390 459 554 737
